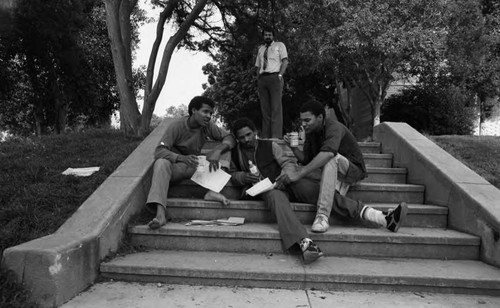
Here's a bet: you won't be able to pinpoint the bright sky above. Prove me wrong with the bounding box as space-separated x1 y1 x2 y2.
135 1 212 116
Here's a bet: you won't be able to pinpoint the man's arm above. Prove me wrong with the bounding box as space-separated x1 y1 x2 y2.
272 142 295 172
297 151 335 179
154 125 180 161
155 141 198 168
205 123 236 171
283 134 305 163
279 58 288 78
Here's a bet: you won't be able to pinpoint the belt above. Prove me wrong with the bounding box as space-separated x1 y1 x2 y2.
260 72 278 76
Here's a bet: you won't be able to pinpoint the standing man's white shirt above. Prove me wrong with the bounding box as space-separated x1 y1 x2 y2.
255 41 288 75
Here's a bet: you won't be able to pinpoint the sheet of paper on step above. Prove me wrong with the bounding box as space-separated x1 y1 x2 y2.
185 217 245 226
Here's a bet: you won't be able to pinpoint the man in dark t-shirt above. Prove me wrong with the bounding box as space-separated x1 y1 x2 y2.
280 99 407 233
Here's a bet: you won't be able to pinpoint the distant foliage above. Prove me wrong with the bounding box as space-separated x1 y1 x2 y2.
165 104 188 118
381 84 476 135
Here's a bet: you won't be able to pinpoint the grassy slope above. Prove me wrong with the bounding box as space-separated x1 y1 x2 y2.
430 135 500 190
0 129 142 307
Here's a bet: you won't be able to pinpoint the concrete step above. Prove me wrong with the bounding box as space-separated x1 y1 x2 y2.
203 140 382 154
169 182 424 204
100 250 500 295
201 149 392 168
159 199 447 228
128 223 478 260
362 153 393 168
364 167 406 183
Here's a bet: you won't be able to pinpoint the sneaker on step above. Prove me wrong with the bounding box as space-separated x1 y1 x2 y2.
311 214 329 233
386 202 408 232
302 241 324 264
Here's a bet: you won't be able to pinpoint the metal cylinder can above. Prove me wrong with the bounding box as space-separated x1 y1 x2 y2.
290 132 299 147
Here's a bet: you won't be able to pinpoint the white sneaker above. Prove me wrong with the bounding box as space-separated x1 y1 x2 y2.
311 214 329 233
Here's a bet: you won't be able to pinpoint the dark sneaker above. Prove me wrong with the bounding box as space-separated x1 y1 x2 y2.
302 241 324 264
386 202 408 232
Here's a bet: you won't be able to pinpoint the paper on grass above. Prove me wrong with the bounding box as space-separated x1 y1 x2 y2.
246 177 276 197
62 167 100 177
190 156 231 193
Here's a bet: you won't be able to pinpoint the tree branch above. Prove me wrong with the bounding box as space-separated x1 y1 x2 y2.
144 0 179 99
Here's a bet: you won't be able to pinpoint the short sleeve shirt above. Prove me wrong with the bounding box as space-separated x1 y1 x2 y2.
255 41 288 74
155 117 232 162
303 118 367 182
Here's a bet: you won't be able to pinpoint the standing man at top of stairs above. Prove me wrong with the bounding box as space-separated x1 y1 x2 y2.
280 99 407 233
145 96 235 229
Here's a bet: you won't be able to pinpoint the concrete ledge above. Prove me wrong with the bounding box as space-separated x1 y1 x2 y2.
1 119 174 307
374 122 500 267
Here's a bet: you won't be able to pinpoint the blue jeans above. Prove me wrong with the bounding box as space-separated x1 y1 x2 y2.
288 154 365 220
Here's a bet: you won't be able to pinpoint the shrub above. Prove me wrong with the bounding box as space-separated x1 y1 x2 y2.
381 84 476 135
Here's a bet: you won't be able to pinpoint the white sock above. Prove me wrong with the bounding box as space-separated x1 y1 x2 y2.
362 207 386 227
300 238 312 252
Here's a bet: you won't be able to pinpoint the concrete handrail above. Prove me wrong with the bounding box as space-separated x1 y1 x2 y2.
374 122 500 267
2 119 174 307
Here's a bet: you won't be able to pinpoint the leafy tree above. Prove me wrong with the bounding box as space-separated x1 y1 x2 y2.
445 0 500 133
0 0 122 136
103 0 215 136
202 0 451 138
289 0 448 137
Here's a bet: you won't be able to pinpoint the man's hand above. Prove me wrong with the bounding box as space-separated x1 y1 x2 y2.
275 169 302 185
205 149 222 172
243 173 260 185
283 134 292 147
178 155 198 168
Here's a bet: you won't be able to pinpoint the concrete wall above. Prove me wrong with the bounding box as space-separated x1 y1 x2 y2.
374 122 500 267
1 119 173 307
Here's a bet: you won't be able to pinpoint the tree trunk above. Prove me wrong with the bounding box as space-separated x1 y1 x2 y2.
336 81 354 129
104 0 140 135
373 98 382 126
139 0 208 136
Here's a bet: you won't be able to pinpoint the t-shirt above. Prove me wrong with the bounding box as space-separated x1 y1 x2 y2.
154 117 233 162
255 41 288 74
303 117 367 181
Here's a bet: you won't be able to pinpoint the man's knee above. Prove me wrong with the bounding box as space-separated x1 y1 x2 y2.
153 158 173 173
262 189 287 204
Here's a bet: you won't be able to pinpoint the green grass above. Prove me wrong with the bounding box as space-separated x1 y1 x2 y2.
430 135 500 190
0 128 142 307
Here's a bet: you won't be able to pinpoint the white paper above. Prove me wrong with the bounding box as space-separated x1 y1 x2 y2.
62 167 100 177
185 217 245 226
246 178 276 197
190 157 231 193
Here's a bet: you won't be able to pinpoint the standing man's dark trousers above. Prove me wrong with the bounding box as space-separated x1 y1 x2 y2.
258 73 283 139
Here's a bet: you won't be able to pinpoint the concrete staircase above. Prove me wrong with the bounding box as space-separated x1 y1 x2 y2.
100 141 500 295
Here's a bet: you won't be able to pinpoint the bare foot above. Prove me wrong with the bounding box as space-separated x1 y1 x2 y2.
204 190 230 206
148 204 167 229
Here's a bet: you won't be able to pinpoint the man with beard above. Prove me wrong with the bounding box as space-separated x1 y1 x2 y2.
145 96 235 229
229 117 323 264
255 26 288 139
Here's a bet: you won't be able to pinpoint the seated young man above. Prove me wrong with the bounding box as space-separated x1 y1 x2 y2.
280 99 407 233
229 117 323 264
145 96 234 229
